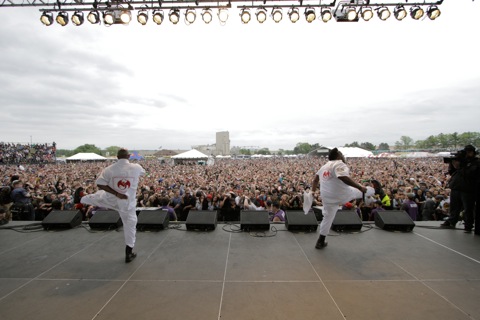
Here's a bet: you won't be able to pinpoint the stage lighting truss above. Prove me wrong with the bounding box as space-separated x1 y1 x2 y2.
19 0 445 27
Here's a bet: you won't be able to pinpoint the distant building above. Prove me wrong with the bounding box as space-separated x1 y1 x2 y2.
215 131 230 156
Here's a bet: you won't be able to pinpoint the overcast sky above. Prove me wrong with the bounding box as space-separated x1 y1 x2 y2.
0 1 479 151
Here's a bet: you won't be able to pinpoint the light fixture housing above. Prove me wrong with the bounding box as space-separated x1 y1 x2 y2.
320 8 332 22
361 7 373 21
427 5 441 20
137 10 148 25
40 11 54 26
202 9 213 24
56 11 69 26
87 11 100 24
394 6 407 21
185 9 196 24
304 8 316 23
256 8 267 23
153 10 164 25
169 9 180 24
72 11 84 26
240 8 251 24
119 10 131 24
288 7 300 23
271 7 282 23
410 6 424 20
346 7 357 21
103 10 115 25
218 8 229 24
377 6 390 21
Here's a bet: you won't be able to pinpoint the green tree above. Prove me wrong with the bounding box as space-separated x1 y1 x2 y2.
293 142 313 154
55 149 75 157
395 136 414 150
74 144 102 155
104 146 122 157
239 149 252 155
377 143 390 151
360 142 376 151
257 148 271 155
345 141 360 148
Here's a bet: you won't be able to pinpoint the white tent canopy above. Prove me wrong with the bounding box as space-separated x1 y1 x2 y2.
66 153 107 161
171 149 209 159
336 147 373 158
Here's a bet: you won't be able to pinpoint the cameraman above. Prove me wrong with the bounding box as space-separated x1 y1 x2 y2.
440 145 479 232
11 180 35 221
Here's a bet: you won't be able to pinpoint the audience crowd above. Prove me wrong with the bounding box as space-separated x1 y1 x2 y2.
0 155 454 224
0 142 56 164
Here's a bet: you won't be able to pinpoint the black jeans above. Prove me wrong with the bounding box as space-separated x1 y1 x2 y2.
446 189 475 229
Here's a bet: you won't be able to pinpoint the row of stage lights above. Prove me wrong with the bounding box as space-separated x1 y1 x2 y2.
40 4 441 26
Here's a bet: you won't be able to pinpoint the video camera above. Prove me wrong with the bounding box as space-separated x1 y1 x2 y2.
443 149 466 164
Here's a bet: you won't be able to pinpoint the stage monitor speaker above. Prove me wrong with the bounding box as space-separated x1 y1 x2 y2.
186 211 217 231
331 210 363 232
89 210 123 230
240 210 270 231
312 206 324 222
285 210 318 232
42 210 82 230
137 209 169 231
375 210 415 232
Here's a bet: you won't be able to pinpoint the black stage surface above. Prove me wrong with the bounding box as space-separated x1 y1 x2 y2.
1 220 480 320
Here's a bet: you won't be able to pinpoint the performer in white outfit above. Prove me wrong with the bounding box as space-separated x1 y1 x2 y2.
312 148 367 249
81 149 145 262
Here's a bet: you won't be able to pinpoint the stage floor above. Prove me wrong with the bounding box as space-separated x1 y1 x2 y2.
1 220 480 320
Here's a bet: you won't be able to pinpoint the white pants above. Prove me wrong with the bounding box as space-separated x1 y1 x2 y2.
319 203 341 236
81 191 137 248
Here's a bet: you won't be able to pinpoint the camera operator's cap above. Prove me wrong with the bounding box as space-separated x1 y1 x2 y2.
464 144 476 152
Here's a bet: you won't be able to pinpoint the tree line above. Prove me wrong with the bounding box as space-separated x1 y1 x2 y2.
55 131 480 157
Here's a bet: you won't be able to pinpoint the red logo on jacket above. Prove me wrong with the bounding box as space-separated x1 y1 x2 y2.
117 179 131 190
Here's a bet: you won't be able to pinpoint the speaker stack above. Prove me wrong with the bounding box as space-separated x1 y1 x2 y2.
42 210 82 230
88 210 123 230
285 211 318 232
240 210 270 231
331 210 363 232
185 211 217 231
137 209 169 231
375 210 415 232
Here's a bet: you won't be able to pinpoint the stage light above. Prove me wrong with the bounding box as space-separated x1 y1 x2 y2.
103 10 115 25
137 10 148 25
377 6 390 21
427 5 441 20
288 7 299 23
346 7 357 21
153 10 164 25
185 9 196 24
361 7 373 21
256 8 267 23
202 9 213 24
394 6 407 21
240 8 251 24
120 10 131 24
304 8 316 23
72 11 84 26
271 7 282 23
40 11 53 26
56 11 69 26
320 8 332 22
410 6 424 20
218 8 229 24
169 9 180 24
87 11 100 24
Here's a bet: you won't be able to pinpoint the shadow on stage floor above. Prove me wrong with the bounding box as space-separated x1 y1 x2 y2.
1 220 480 320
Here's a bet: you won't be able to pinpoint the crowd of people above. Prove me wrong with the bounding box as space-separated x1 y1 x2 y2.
0 153 465 227
0 142 56 164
